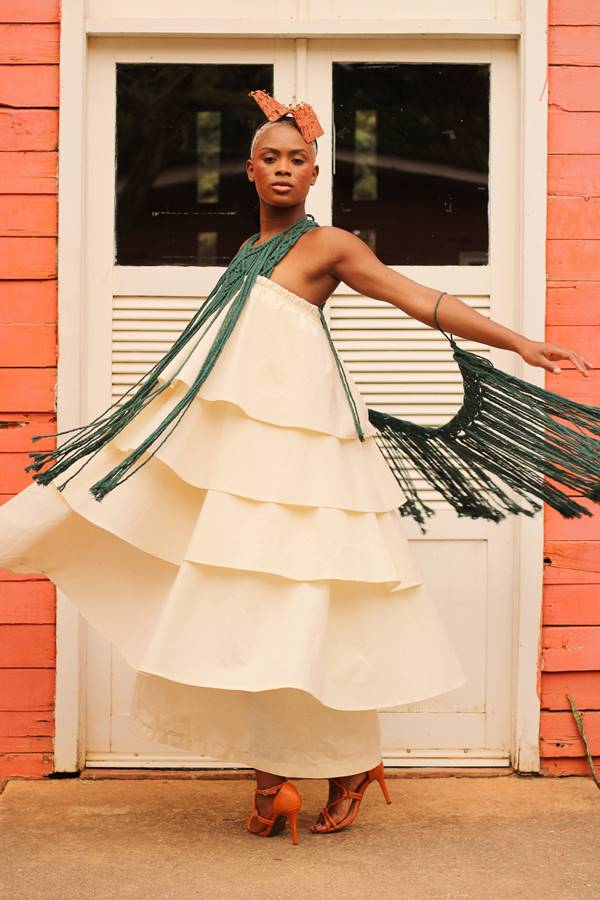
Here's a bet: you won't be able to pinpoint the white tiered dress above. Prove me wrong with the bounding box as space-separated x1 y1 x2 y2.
0 274 466 777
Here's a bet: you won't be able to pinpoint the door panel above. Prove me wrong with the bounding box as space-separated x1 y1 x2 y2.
84 36 519 767
306 39 519 765
85 37 296 767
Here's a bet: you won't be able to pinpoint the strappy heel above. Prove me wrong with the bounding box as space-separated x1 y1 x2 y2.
246 779 302 845
309 761 392 834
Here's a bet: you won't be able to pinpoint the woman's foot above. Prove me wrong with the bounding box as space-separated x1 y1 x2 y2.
310 770 370 832
247 772 287 835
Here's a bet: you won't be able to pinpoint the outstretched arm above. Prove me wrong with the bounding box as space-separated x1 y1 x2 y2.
326 228 591 378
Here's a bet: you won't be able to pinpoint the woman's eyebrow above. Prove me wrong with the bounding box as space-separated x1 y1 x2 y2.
260 146 309 155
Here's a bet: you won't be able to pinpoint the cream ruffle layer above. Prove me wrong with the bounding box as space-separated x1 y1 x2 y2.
0 476 465 710
0 275 466 769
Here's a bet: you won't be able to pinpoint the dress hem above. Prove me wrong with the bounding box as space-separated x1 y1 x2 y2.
128 712 383 779
135 667 468 713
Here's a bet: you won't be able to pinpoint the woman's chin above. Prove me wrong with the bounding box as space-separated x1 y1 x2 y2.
260 195 305 208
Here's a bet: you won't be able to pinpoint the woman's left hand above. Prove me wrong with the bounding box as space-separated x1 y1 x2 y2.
517 338 592 376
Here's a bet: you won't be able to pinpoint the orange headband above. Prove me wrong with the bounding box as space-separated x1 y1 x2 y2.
248 89 324 143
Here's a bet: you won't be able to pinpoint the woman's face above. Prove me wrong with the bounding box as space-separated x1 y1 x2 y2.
246 123 318 206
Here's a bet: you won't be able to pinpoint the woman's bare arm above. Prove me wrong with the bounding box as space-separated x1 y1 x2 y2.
325 228 591 377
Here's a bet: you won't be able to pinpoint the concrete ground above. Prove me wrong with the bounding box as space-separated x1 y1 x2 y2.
0 770 598 900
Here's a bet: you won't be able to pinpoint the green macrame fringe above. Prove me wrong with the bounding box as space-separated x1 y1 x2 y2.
24 207 600 535
367 344 600 534
318 305 365 442
315 290 600 532
25 214 319 501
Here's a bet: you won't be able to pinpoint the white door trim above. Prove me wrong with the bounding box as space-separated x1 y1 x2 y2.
53 0 88 772
511 0 548 774
83 20 522 39
54 1 546 773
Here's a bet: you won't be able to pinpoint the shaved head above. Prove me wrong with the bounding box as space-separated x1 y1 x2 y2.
250 118 318 163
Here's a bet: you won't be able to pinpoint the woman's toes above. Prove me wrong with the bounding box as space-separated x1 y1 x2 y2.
310 812 327 832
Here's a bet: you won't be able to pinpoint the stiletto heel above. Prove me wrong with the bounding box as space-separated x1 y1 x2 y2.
373 761 393 804
310 761 392 834
246 780 302 845
287 806 299 844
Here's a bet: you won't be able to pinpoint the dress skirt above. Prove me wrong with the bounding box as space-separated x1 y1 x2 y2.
0 274 466 777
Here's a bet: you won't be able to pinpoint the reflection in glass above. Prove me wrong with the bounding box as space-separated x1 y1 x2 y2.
196 111 221 204
333 62 490 265
115 64 272 266
353 109 377 201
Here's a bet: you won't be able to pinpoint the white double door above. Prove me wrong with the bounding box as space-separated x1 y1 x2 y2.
83 36 521 768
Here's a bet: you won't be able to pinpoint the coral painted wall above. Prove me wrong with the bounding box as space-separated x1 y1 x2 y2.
0 0 59 777
0 2 598 779
541 0 600 777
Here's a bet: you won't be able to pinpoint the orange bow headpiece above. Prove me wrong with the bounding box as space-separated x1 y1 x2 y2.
248 89 324 143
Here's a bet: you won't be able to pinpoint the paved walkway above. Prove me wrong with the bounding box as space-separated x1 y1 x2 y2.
1 770 598 899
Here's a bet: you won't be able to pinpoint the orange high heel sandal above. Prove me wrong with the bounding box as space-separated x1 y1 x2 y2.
309 761 392 834
246 779 302 845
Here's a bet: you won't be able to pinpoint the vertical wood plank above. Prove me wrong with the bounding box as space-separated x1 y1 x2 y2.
543 5 600 780
0 5 59 779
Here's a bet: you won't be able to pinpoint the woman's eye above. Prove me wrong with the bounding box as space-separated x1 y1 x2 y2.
262 156 303 164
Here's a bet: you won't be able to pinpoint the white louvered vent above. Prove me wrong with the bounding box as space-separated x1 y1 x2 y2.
330 293 492 509
112 296 203 400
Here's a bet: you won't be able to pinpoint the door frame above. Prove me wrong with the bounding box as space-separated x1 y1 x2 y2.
54 2 547 773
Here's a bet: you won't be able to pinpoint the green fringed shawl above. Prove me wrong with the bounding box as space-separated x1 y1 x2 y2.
323 288 600 533
334 297 600 534
26 213 600 534
26 213 320 499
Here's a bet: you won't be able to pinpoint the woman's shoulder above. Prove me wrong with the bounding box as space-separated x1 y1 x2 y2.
309 226 372 270
312 225 360 250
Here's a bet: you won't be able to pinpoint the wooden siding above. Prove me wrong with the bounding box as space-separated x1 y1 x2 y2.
0 0 598 779
542 0 600 778
0 0 59 778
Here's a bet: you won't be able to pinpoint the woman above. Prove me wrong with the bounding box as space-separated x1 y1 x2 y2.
0 103 590 844
240 111 591 839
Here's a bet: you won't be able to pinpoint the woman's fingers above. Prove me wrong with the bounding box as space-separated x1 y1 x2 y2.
556 347 591 376
520 342 593 375
572 351 591 376
540 344 592 376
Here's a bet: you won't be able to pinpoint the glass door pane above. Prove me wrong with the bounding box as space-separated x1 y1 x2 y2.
332 62 490 265
115 63 273 266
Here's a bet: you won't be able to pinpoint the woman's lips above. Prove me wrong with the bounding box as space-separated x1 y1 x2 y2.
271 184 293 192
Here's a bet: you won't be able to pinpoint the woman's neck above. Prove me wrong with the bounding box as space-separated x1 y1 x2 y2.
254 209 307 246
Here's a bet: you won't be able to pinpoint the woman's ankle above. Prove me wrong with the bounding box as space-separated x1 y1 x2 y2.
254 768 287 791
